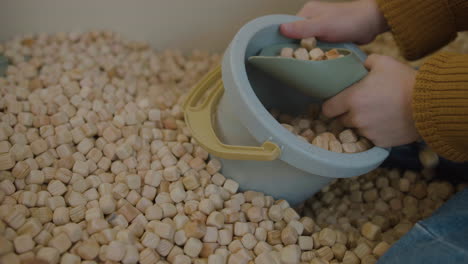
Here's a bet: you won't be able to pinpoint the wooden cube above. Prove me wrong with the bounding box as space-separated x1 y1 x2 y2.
373 241 390 257
16 218 41 239
117 244 137 264
51 112 69 126
53 207 70 225
37 247 60 264
77 138 94 155
280 47 294 58
173 254 191 264
267 230 282 245
175 230 188 246
170 187 186 203
76 239 98 260
361 222 381 241
241 233 257 250
87 218 109 235
4 209 26 229
361 254 378 264
288 220 304 236
300 37 317 50
342 142 358 153
329 139 343 153
217 229 233 246
126 174 141 190
14 234 35 254
200 223 217 243
342 251 359 264
152 221 175 240
208 254 225 264
72 160 89 176
163 166 181 182
206 159 222 175
156 239 174 257
211 173 226 187
280 244 301 264
48 232 72 253
312 134 329 150
206 211 225 229
298 236 313 250
228 248 252 264
141 231 161 249
339 129 358 143
319 228 337 246
18 191 37 207
139 247 161 264
60 253 81 264
353 243 372 259
281 225 298 245
316 246 334 261
62 223 82 243
222 179 239 195
12 161 32 179
294 48 310 60
103 126 122 142
184 237 203 258
283 208 300 223
332 243 347 261
106 241 126 261
31 139 48 155
309 48 325 61
325 48 341 60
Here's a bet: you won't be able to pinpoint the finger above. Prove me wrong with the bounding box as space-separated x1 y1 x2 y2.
337 113 356 128
363 54 382 70
321 84 356 118
297 9 311 18
280 19 322 39
297 1 319 17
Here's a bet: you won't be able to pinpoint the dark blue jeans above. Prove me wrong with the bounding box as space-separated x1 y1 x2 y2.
378 143 468 263
378 189 468 263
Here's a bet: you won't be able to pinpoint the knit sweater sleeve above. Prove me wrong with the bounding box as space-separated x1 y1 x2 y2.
376 0 468 162
413 53 468 162
376 0 468 60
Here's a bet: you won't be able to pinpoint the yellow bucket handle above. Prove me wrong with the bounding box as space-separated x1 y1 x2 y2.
183 66 281 161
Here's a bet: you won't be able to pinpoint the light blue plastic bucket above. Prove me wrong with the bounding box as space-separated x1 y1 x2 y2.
187 15 390 205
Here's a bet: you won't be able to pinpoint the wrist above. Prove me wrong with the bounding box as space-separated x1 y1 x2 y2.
359 0 389 40
370 0 389 34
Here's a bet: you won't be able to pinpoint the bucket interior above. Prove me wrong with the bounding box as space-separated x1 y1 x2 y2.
244 25 319 116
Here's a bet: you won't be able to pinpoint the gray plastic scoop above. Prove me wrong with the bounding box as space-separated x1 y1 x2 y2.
248 42 368 99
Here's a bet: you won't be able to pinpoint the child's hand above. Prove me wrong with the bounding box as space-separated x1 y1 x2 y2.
322 55 420 147
281 0 388 44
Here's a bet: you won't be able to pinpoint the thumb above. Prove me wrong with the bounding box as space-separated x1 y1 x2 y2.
321 84 355 119
280 20 322 39
363 54 383 70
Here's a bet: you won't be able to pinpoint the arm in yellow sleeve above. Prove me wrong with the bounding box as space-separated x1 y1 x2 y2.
376 0 468 162
376 0 468 60
413 53 468 162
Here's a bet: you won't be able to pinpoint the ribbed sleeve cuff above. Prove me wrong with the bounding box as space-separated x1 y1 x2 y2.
413 53 468 162
376 0 458 60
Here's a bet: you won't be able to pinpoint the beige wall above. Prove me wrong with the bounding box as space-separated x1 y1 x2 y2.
0 0 311 52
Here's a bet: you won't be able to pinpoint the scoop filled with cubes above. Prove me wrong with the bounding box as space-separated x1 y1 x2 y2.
248 36 369 100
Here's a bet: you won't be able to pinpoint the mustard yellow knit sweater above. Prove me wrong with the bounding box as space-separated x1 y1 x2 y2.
376 0 468 162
